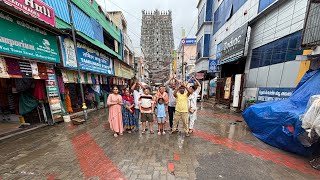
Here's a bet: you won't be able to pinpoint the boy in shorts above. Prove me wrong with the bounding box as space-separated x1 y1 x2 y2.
139 87 155 134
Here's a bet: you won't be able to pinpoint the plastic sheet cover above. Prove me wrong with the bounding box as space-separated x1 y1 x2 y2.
242 69 320 156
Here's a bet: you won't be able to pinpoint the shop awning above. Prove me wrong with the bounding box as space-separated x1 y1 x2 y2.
219 51 243 65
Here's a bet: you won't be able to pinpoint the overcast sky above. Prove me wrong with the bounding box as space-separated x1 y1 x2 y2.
96 0 198 49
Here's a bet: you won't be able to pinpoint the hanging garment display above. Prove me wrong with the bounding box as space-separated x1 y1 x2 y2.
19 61 32 78
67 71 75 83
65 90 73 113
80 72 85 84
15 79 33 92
91 84 101 96
87 73 92 84
5 58 22 78
0 57 9 78
37 63 48 80
57 76 65 94
61 70 69 83
34 80 46 101
19 91 38 115
30 62 40 79
91 74 96 84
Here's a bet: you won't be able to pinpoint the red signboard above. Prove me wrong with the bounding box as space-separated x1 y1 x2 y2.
3 0 56 27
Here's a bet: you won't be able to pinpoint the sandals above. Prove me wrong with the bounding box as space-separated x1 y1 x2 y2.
142 130 146 134
150 131 155 134
113 133 118 137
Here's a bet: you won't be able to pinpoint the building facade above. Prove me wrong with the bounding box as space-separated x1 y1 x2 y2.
176 38 197 80
198 0 312 110
140 10 174 84
108 11 135 67
195 0 213 75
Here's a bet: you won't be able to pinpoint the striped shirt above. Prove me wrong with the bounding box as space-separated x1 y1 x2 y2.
139 94 154 113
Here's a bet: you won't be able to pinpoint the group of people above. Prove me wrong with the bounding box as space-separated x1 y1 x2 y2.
107 74 201 137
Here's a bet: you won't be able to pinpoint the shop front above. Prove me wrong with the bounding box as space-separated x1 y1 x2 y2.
113 59 134 93
59 36 114 113
216 23 248 110
0 2 63 136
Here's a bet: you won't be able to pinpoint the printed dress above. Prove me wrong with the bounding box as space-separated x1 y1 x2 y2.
122 95 135 130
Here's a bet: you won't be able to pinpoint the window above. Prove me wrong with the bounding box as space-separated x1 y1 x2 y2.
198 5 205 30
258 0 277 13
250 31 303 69
213 0 247 34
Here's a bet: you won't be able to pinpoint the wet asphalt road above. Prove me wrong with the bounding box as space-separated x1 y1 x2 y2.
0 102 318 180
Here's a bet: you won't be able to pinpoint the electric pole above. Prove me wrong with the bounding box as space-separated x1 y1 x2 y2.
67 0 88 120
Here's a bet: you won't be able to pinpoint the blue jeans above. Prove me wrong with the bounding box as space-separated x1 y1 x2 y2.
134 109 140 129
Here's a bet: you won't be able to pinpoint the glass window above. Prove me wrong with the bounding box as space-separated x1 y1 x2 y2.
258 0 277 13
213 0 247 34
250 31 302 69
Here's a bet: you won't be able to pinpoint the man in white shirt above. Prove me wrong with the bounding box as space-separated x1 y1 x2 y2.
187 77 201 133
131 81 143 131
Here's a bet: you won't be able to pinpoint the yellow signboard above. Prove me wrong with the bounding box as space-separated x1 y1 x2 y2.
224 77 232 99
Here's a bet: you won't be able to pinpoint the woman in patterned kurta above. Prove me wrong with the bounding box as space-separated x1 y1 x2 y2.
122 88 135 133
107 86 123 137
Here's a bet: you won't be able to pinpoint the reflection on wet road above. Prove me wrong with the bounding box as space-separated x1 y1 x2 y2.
0 102 318 180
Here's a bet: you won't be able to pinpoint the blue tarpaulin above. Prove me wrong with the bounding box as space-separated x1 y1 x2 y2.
242 69 320 156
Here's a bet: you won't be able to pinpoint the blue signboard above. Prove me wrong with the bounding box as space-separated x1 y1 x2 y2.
208 59 220 73
181 38 197 45
60 36 114 75
257 87 295 103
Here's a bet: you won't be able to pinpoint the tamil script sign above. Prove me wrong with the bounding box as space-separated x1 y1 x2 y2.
220 23 248 64
257 87 295 103
208 59 220 73
181 38 197 45
0 11 60 63
3 0 56 27
60 37 114 75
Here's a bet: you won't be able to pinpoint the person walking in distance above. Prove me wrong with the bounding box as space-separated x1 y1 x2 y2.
187 77 201 134
156 98 166 135
131 81 142 131
107 86 123 137
165 74 177 131
139 87 155 134
171 81 192 137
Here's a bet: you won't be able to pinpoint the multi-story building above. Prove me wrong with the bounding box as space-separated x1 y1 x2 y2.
140 10 174 84
301 0 320 69
176 38 197 80
201 0 312 110
108 11 135 67
134 47 150 84
195 0 214 75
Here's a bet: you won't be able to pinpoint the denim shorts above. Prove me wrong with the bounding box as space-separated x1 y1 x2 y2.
157 117 166 123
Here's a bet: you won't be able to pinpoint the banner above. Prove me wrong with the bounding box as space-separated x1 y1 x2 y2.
220 23 248 64
208 59 220 73
60 37 114 75
0 11 60 63
45 65 62 120
3 0 56 27
224 77 232 99
257 87 295 103
181 38 196 45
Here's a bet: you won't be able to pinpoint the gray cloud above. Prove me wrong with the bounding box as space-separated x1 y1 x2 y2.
96 0 198 49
